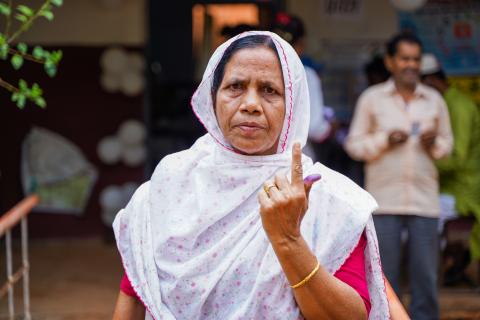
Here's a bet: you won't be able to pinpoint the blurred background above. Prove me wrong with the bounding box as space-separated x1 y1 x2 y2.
0 0 479 319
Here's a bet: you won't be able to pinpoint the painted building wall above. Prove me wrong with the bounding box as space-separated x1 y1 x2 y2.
17 0 146 45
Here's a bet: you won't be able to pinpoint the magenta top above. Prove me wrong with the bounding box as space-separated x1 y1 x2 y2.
333 232 371 315
121 233 371 316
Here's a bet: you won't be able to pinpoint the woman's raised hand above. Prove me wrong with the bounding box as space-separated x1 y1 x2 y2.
258 143 321 244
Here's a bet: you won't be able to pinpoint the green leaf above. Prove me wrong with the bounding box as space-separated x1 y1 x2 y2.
11 54 23 70
17 95 26 109
42 50 50 59
34 97 46 108
50 50 63 64
44 61 57 77
18 79 28 91
51 0 63 7
0 3 11 16
0 34 5 45
30 83 43 98
32 46 44 59
0 44 8 60
17 42 27 54
17 5 33 17
15 13 28 22
12 92 26 109
40 9 53 21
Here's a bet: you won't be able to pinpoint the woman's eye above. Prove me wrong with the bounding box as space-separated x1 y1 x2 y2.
263 86 275 94
229 83 242 91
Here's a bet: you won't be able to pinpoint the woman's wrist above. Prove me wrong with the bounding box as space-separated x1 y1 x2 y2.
269 234 320 290
269 233 306 256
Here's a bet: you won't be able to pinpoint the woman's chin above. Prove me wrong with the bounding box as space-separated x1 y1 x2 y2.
231 142 276 156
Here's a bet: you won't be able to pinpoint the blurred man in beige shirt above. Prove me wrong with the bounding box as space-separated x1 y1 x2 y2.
345 33 452 320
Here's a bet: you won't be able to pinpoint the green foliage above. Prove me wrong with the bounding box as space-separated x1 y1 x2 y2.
17 5 33 17
11 80 46 109
32 45 43 59
44 60 56 77
48 50 62 65
0 34 8 59
0 0 64 109
11 53 23 69
0 2 12 16
39 8 53 21
0 44 7 59
15 13 27 22
17 42 27 54
32 47 62 77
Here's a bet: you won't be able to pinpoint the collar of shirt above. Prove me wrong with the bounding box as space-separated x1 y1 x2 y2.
381 78 429 100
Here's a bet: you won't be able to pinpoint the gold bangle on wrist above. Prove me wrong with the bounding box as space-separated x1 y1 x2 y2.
290 261 320 289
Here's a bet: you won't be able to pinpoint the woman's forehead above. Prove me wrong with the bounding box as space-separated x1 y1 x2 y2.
223 47 283 79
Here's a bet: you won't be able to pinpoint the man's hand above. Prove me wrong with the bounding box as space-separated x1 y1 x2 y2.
388 130 409 147
419 130 436 151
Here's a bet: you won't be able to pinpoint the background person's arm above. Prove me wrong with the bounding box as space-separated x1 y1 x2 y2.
112 291 145 320
305 67 330 142
428 96 453 160
344 94 390 162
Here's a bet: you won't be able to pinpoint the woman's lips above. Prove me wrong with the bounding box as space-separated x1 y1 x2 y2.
239 125 261 132
235 122 265 134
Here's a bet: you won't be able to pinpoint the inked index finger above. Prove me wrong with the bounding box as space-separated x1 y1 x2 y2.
291 142 304 186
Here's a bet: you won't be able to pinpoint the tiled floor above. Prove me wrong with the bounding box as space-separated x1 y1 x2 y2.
0 238 479 319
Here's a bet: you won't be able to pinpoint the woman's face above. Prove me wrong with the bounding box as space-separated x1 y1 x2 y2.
215 46 285 155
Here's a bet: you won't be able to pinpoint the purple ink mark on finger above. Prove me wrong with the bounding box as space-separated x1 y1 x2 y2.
303 174 322 183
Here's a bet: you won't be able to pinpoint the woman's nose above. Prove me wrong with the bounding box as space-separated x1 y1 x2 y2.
240 88 262 113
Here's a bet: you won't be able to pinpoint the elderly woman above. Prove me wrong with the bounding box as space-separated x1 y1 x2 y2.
112 31 392 320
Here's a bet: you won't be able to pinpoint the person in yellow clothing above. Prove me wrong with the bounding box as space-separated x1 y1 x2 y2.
421 54 480 262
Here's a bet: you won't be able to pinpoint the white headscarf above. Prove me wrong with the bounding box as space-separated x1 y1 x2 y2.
113 31 389 320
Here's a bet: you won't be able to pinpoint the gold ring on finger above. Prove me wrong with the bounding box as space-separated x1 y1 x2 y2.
294 164 303 175
264 184 277 195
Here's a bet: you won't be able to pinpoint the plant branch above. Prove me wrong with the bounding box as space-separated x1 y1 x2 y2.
7 0 51 44
8 47 43 63
0 76 18 93
3 0 13 36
